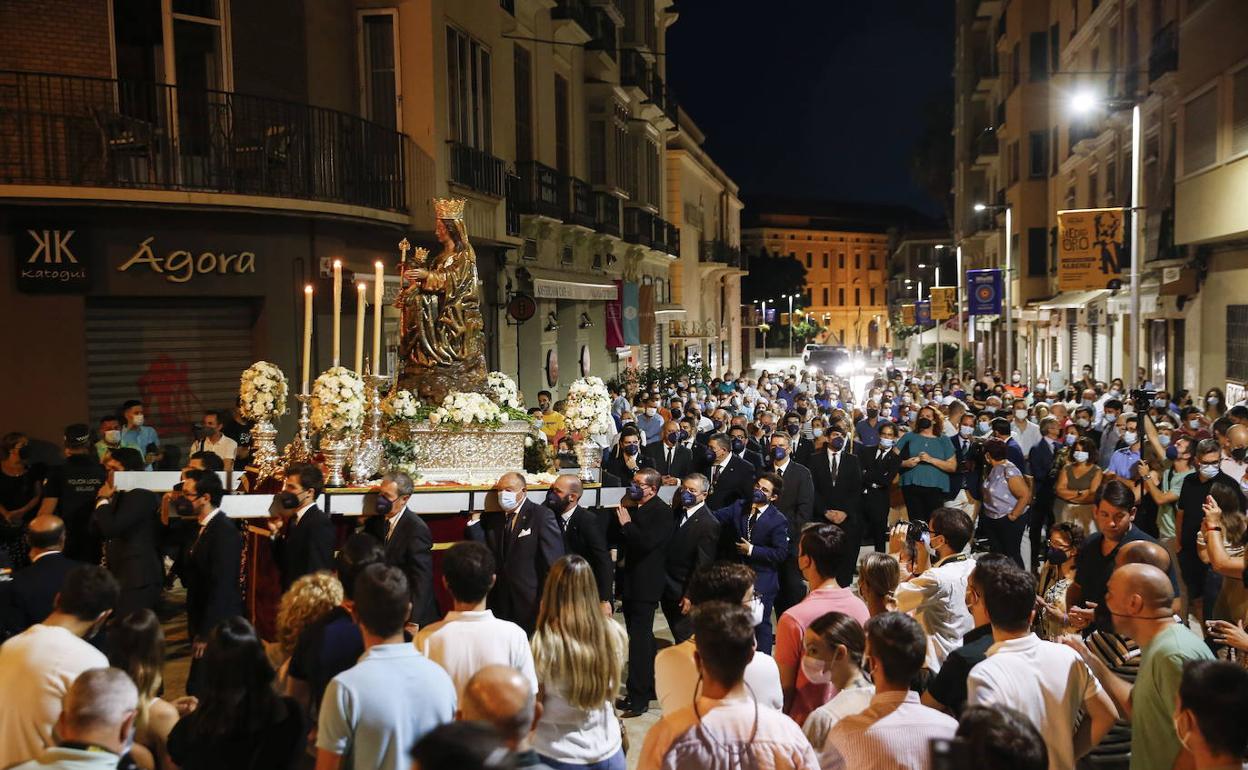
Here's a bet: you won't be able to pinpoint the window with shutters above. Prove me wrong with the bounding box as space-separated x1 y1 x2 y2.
1029 31 1048 81
870 288 877 305
854 288 861 304
1232 66 1248 157
838 288 845 305
1029 131 1047 178
447 27 492 152
514 47 533 162
554 73 570 174
1183 85 1218 174
1228 305 1248 381
1027 227 1047 277
822 287 829 305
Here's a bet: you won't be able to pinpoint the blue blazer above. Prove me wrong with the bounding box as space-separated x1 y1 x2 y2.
710 500 790 597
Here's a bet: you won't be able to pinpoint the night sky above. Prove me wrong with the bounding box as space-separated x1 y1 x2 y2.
666 0 955 216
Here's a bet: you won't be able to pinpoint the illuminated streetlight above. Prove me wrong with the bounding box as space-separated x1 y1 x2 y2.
1070 90 1097 115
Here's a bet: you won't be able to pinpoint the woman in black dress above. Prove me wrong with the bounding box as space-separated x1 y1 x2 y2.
0 432 43 567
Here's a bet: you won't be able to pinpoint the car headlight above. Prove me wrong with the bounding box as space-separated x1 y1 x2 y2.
835 363 853 376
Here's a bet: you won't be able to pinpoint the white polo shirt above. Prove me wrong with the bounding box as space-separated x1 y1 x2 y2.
966 633 1103 770
654 637 783 715
415 609 537 700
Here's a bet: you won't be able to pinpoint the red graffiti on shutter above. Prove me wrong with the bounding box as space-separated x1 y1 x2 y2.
138 354 204 438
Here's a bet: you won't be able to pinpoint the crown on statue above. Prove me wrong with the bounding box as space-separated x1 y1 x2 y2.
432 197 466 221
410 245 430 265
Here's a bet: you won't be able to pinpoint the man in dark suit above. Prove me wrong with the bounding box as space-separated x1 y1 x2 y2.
947 412 984 520
91 455 162 618
808 423 864 588
363 472 437 630
602 426 653 487
704 434 755 511
710 471 790 654
614 468 674 717
545 475 613 616
763 432 814 616
643 420 692 484
661 472 720 643
271 463 336 591
1027 416 1064 571
0 514 86 638
782 413 815 463
859 422 902 552
728 425 765 469
181 469 242 694
465 472 564 634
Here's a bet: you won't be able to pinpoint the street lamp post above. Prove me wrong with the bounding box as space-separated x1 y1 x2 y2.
956 243 965 377
785 293 797 358
1072 92 1143 385
974 202 1013 376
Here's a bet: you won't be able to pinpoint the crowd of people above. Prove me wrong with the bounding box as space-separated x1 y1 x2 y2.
1 363 1248 770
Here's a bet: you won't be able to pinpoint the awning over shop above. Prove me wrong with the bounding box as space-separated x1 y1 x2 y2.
1031 289 1111 310
528 268 618 301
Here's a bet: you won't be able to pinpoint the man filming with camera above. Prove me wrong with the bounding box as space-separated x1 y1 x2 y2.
889 507 977 674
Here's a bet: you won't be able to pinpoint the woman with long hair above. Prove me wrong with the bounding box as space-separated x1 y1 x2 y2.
1205 387 1228 420
166 617 303 770
1055 436 1103 533
531 555 628 770
1035 521 1085 639
108 609 192 769
270 572 343 686
1198 481 1248 629
798 611 874 768
0 431 42 567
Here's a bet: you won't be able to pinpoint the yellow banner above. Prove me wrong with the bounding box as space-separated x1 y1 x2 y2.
930 286 956 320
1057 207 1125 291
901 304 915 325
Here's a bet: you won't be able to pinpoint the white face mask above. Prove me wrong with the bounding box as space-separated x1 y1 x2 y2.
104 429 121 444
1072 450 1090 463
1015 409 1028 420
1199 463 1220 480
1207 396 1219 406
800 654 834 685
959 425 974 437
499 490 522 511
1122 431 1138 445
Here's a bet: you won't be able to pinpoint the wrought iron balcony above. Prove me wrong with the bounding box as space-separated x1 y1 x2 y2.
973 129 999 162
594 191 621 238
1148 21 1178 83
699 239 746 269
552 0 595 38
567 176 595 228
448 141 507 198
652 216 678 256
623 206 654 248
512 160 566 220
0 69 409 212
619 50 652 98
505 173 521 236
583 7 619 61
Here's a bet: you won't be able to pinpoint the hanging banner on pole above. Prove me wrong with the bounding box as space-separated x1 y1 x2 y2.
605 280 624 349
930 286 956 320
915 300 932 326
966 269 1002 316
621 281 640 345
901 304 916 325
1057 207 1125 290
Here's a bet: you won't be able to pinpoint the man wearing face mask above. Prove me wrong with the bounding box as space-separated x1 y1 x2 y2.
267 463 334 591
363 472 437 630
809 424 862 589
1009 399 1041 455
545 475 613 617
661 474 721 642
635 397 665 446
602 427 650 486
1174 439 1244 626
117 400 160 471
860 422 903 551
1218 422 1248 482
94 416 122 462
1170 660 1248 770
766 432 816 616
726 425 764 470
179 469 241 694
782 413 815 462
1105 414 1144 480
1097 399 1126 469
1061 564 1212 770
613 468 673 717
9 667 140 770
709 473 790 655
0 565 118 768
466 472 564 635
703 434 754 512
643 420 692 484
38 424 107 565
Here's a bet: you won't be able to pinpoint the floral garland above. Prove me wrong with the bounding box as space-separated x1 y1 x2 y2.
238 361 289 422
485 371 524 410
564 376 613 435
381 389 422 425
310 366 366 437
428 391 505 429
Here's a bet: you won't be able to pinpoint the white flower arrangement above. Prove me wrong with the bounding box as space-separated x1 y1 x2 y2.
238 361 289 421
564 376 613 435
310 366 366 437
429 390 504 429
381 389 421 424
485 371 524 409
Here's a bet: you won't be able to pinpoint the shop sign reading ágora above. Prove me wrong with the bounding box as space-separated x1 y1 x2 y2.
117 236 256 283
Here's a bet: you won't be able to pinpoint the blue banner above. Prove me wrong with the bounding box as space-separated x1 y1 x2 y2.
915 300 932 326
966 269 1002 316
621 281 640 345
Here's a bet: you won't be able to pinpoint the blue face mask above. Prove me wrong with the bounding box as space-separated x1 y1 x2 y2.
678 489 698 508
678 430 690 442
667 431 681 444
626 483 645 501
731 438 746 453
752 488 769 505
829 436 845 452
771 445 787 461
623 443 640 456
704 447 717 463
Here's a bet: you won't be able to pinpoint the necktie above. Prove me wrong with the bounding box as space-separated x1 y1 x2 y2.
775 464 783 478
711 464 721 488
667 447 672 468
830 452 838 480
747 510 759 540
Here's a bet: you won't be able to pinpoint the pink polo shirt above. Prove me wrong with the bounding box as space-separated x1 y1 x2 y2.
775 582 870 726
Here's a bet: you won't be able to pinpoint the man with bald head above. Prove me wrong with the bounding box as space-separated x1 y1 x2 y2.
458 665 543 765
1219 422 1248 481
465 472 564 634
643 420 692 483
1 514 87 637
1063 564 1212 770
10 667 139 770
544 475 612 615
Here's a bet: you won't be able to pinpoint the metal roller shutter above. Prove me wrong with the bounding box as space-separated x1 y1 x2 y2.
85 299 257 464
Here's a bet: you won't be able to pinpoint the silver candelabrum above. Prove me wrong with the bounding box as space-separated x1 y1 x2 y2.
348 370 392 485
281 394 315 467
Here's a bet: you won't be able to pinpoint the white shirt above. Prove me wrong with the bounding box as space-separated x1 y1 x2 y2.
0 625 110 767
191 433 238 466
1220 454 1247 483
893 554 976 672
825 690 957 770
773 458 791 476
415 609 537 700
1011 419 1042 456
802 682 876 770
294 501 315 526
967 633 1103 770
679 502 706 527
654 638 784 716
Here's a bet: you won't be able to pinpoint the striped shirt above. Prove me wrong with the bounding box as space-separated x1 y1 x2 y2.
825 690 958 770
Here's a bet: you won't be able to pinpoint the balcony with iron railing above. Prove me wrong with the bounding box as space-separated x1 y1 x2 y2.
512 160 566 220
505 173 521 236
973 128 999 166
0 69 408 213
699 239 747 270
623 207 654 248
583 7 618 61
567 176 595 228
653 216 678 256
1148 21 1178 83
448 141 508 198
552 0 596 38
619 49 653 98
594 192 621 238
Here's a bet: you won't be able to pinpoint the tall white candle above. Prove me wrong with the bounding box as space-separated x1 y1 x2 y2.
301 284 313 393
373 260 384 375
332 259 342 367
355 282 366 376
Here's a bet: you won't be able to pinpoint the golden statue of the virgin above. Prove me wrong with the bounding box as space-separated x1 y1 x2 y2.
395 198 487 404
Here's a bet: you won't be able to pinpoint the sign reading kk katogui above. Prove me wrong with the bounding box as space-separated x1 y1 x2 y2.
1057 208 1125 291
15 226 89 293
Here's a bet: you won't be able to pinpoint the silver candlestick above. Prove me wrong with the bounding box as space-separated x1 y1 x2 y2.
281 394 314 466
349 369 391 484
